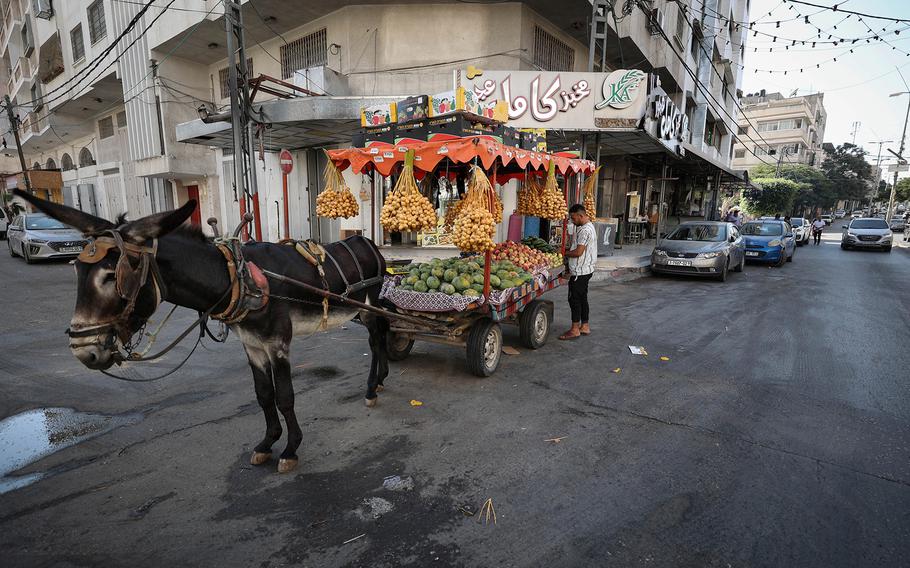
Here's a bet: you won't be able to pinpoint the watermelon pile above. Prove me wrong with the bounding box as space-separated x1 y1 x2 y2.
397 257 534 297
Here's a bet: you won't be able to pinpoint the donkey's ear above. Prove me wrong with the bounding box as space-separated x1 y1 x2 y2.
121 200 197 243
13 189 115 235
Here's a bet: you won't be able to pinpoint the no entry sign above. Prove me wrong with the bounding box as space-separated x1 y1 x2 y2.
279 149 293 175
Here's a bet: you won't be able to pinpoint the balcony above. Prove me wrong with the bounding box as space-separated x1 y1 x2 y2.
6 54 35 97
0 0 23 56
19 111 47 143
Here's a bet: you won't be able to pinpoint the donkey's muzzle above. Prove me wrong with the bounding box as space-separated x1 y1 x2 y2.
71 343 115 370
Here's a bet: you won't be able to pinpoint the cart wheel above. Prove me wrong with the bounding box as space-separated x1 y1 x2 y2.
385 332 414 362
518 300 550 349
466 317 502 377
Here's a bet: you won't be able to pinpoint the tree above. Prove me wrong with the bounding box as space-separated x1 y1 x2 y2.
820 143 873 202
893 177 910 203
742 178 800 217
751 163 831 212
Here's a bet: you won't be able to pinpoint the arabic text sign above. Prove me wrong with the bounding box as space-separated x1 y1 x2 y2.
455 70 649 130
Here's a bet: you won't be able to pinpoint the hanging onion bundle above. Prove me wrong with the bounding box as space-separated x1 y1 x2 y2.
316 156 360 218
582 166 601 221
380 151 438 232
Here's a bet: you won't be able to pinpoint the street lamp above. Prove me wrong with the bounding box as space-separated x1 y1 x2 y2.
887 91 910 222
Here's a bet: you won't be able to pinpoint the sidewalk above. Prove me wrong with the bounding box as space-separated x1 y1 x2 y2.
380 239 654 284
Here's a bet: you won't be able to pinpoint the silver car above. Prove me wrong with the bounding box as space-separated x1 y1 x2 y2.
841 218 892 252
651 221 745 282
888 216 906 232
7 213 88 263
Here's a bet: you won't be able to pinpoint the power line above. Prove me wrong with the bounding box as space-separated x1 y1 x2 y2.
784 0 910 24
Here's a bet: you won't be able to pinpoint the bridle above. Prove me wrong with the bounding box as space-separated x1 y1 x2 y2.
66 229 168 350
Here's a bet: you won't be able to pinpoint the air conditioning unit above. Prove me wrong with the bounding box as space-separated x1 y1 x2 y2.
648 8 665 36
33 0 53 20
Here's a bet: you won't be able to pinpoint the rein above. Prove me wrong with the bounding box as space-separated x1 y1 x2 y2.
71 228 237 382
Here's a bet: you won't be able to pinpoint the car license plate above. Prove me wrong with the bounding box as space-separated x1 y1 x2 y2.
746 251 759 257
62 246 82 253
667 259 691 266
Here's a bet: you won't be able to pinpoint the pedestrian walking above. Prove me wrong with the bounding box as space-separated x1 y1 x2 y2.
811 217 825 245
560 204 597 340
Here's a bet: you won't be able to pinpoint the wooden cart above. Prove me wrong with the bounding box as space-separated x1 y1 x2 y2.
381 267 566 377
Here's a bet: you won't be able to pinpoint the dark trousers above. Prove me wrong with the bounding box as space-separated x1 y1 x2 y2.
813 229 822 245
568 274 592 324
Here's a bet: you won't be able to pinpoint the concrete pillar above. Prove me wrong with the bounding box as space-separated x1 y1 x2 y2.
691 0 719 151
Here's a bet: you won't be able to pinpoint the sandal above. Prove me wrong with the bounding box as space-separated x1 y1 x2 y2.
559 331 581 341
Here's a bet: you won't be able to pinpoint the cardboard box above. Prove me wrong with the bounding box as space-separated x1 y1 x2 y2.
495 125 520 148
426 114 499 142
394 120 428 144
519 128 547 151
361 103 397 127
359 123 397 146
397 95 429 123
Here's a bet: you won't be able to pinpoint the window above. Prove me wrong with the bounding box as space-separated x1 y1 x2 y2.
674 6 687 49
30 82 42 111
61 153 74 171
79 147 95 167
45 157 57 170
71 24 85 62
87 0 106 44
32 161 41 170
98 116 114 139
734 149 746 159
532 25 574 71
756 118 803 132
218 58 253 99
755 145 772 157
116 110 127 127
690 21 701 61
280 28 326 79
738 125 748 135
21 20 34 56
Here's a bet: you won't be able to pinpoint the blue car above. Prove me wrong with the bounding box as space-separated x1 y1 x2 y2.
740 220 796 265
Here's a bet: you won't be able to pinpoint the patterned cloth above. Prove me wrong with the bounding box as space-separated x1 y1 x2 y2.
568 222 597 276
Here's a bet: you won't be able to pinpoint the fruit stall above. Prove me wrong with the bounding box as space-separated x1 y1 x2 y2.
320 132 596 376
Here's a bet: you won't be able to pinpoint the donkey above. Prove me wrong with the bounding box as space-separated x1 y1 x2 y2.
15 190 391 473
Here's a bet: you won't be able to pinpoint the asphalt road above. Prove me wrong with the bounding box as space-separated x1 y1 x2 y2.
1 223 909 567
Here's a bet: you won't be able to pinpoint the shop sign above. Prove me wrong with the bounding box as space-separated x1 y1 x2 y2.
455 69 649 130
643 75 689 155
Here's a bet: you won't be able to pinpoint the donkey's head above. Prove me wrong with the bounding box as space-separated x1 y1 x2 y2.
13 190 196 370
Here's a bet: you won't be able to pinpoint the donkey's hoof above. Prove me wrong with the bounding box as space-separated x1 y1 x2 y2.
250 451 272 465
376 384 385 392
277 458 298 473
365 397 378 408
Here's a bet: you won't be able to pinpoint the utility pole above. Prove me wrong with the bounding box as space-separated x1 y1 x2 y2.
4 95 31 193
886 92 910 223
224 0 262 241
867 139 893 211
850 121 861 145
775 147 790 177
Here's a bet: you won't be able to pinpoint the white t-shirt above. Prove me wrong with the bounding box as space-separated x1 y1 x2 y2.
812 220 825 230
568 222 597 276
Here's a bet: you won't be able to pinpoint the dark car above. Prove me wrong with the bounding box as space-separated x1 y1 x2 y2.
650 221 745 282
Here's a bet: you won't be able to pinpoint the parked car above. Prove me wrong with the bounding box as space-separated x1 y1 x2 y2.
650 221 745 282
834 210 846 219
790 217 811 245
889 216 906 232
740 220 796 265
820 214 833 226
850 210 864 219
7 213 88 263
0 208 8 239
841 218 893 252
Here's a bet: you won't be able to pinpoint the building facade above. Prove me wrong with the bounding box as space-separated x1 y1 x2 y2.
3 0 752 244
731 90 828 172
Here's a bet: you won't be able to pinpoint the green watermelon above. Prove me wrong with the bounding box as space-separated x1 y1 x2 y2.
426 276 441 289
471 283 484 293
413 280 428 293
464 288 481 297
409 268 420 278
443 268 458 282
431 266 445 278
496 270 510 281
405 275 418 285
454 276 471 292
440 283 456 295
499 279 515 289
472 273 485 284
489 275 501 287
466 261 480 272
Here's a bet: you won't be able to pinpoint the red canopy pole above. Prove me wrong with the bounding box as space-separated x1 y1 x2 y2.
483 250 492 298
561 169 570 256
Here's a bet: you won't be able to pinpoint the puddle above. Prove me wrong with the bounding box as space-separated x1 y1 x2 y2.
0 407 141 494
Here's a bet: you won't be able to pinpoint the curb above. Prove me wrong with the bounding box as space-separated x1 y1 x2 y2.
590 264 651 284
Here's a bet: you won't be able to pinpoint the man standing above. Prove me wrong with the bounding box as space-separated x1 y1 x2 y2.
560 204 597 340
811 217 825 245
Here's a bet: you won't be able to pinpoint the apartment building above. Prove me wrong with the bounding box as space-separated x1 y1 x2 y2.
731 90 828 171
3 0 751 243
